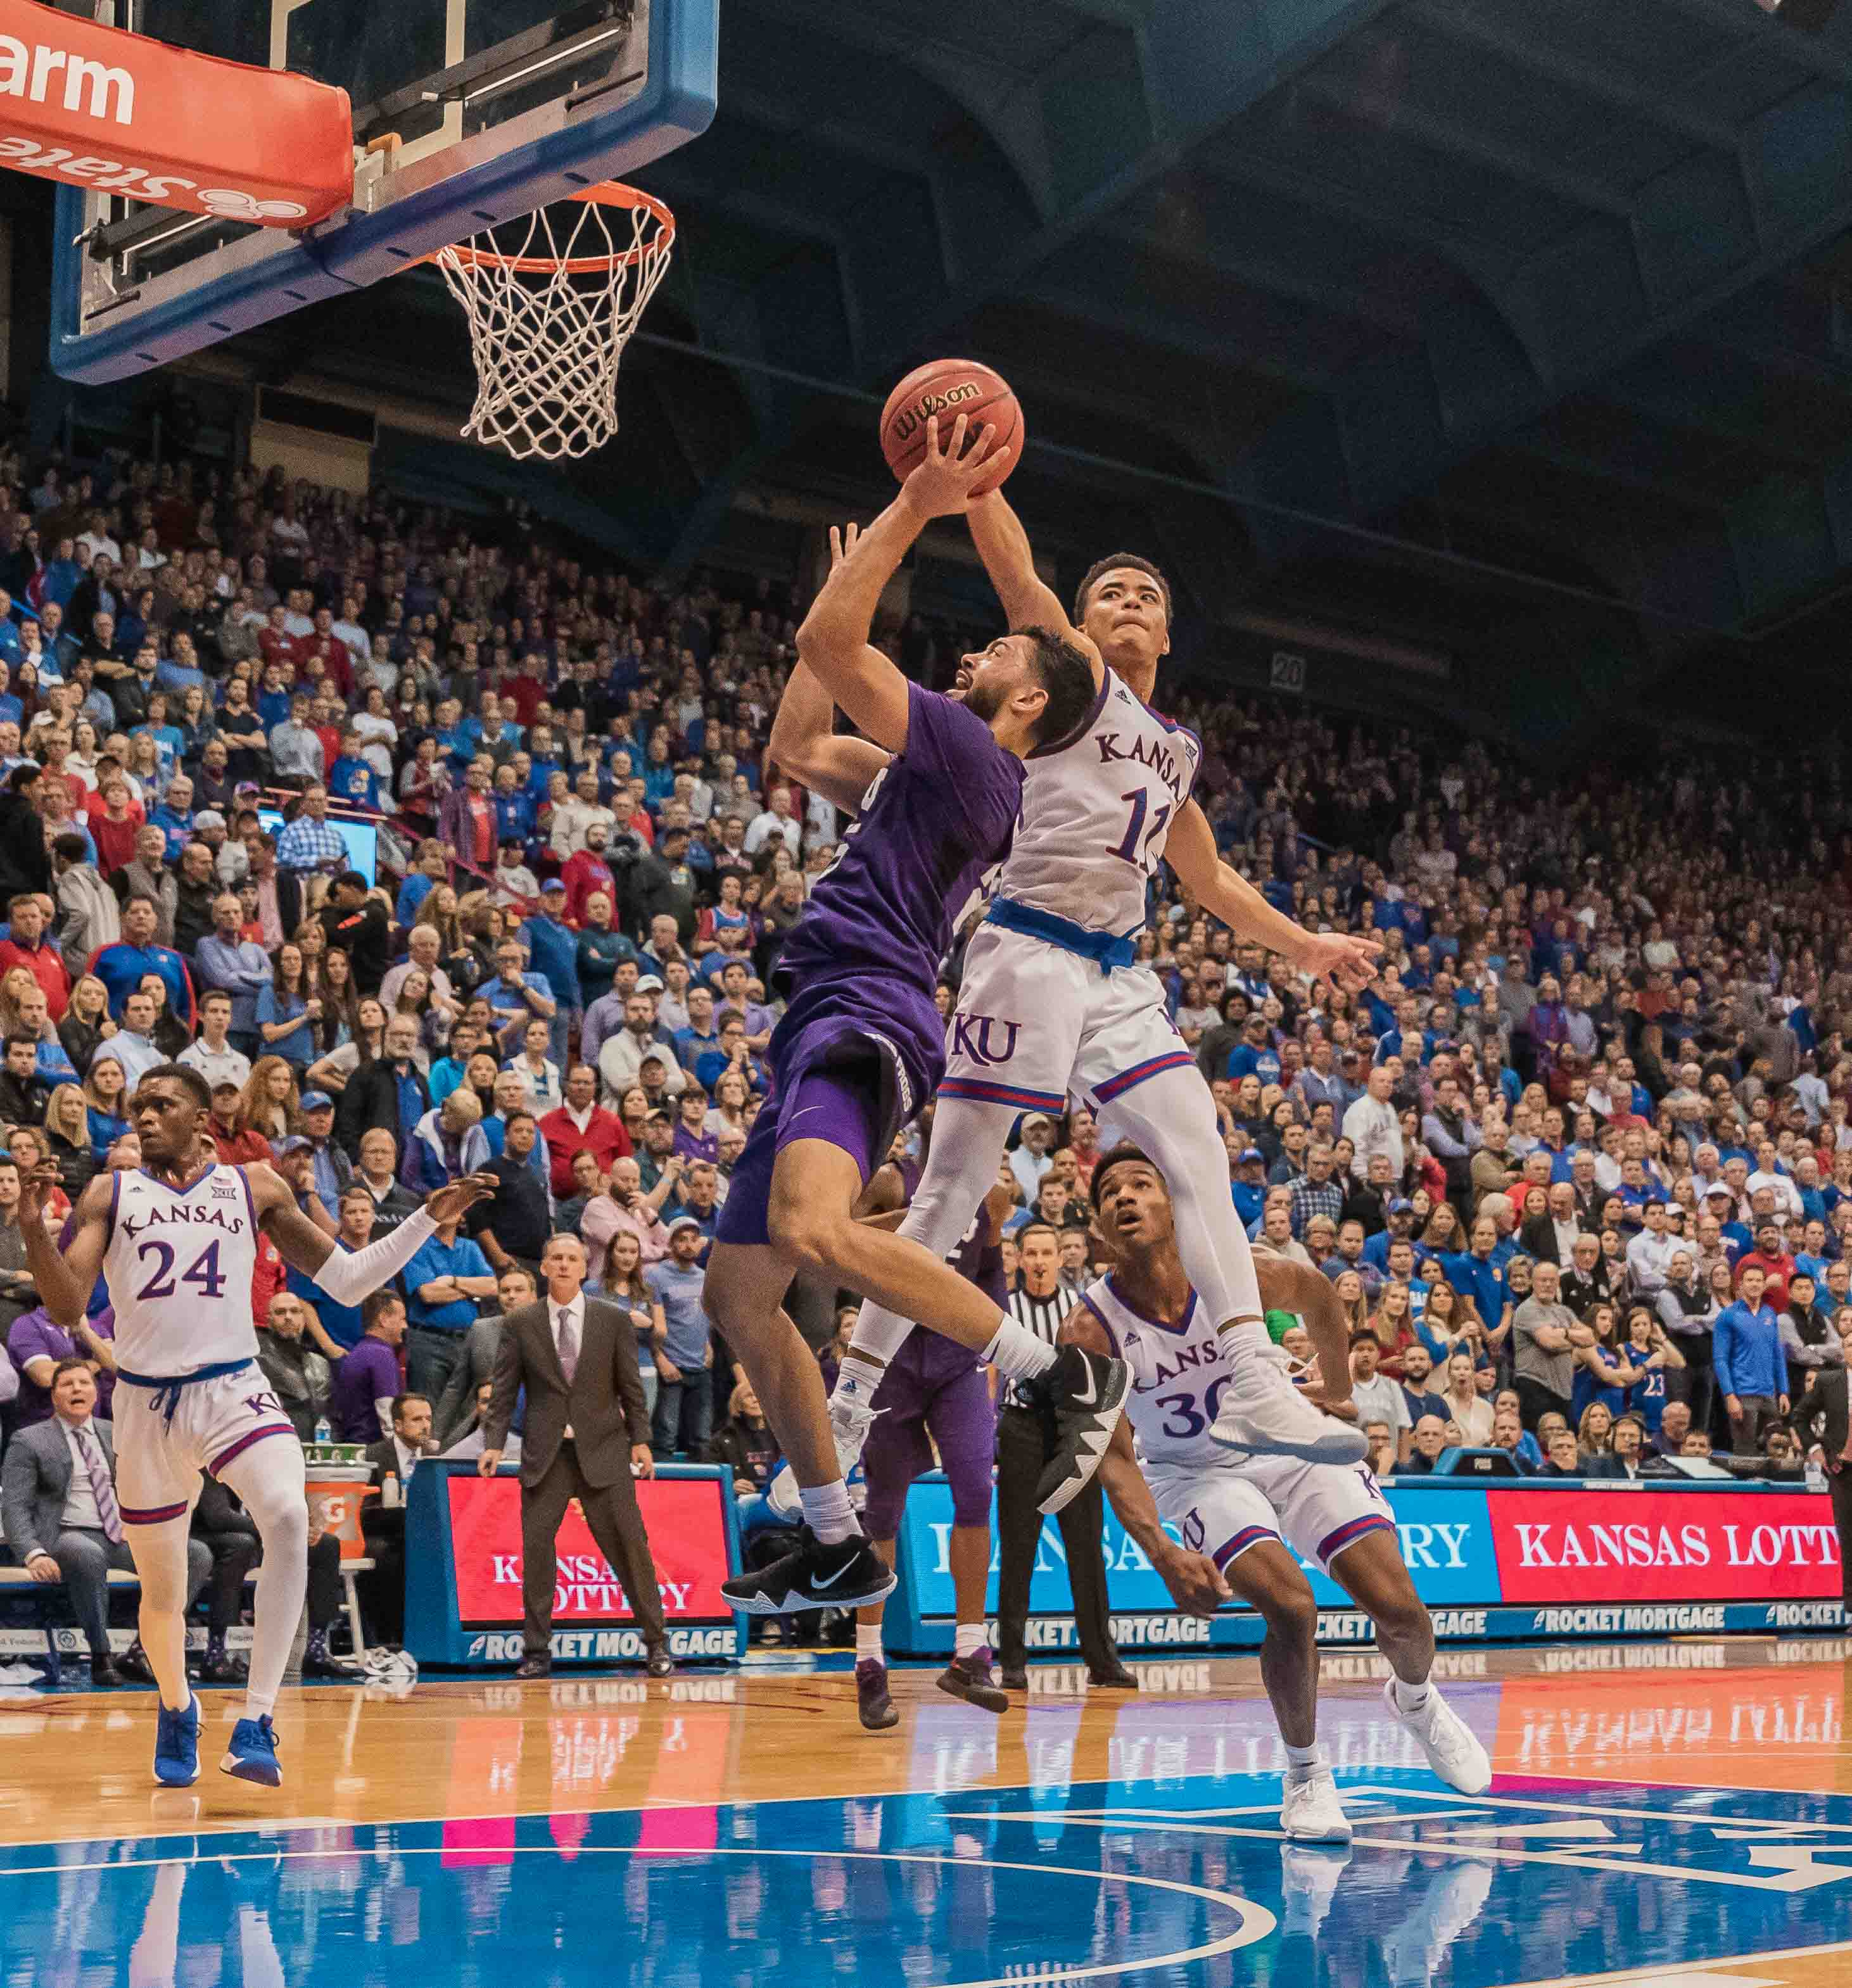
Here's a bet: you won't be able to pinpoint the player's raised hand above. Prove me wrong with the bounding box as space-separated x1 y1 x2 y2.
1153 1543 1233 1618
1293 929 1383 999
424 1173 501 1224
18 1160 61 1229
901 414 1013 519
827 522 861 570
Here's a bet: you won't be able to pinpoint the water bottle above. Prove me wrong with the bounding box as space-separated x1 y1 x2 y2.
314 1415 332 1447
1806 1453 1828 1495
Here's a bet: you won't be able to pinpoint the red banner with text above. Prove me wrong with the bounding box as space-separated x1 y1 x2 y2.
447 1474 735 1626
1488 1489 1842 1605
0 0 352 223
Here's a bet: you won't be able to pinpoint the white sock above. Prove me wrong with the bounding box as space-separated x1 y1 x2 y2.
1392 1675 1433 1713
1215 1317 1274 1363
798 1480 859 1547
856 1624 884 1664
954 1622 986 1661
1284 1740 1323 1770
832 1356 884 1409
984 1317 1058 1382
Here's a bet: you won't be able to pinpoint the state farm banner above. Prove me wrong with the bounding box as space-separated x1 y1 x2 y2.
1487 1488 1842 1606
0 0 351 223
445 1472 735 1626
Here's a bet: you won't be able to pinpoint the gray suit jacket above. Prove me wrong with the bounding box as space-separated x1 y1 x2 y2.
433 1314 507 1447
486 1297 649 1490
1 1415 115 1560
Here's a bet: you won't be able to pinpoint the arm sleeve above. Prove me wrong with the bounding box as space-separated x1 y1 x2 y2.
311 1208 438 1307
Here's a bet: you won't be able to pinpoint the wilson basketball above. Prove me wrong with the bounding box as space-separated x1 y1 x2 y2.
879 358 1022 497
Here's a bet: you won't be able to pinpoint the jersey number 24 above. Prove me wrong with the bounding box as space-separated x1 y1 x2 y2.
132 1238 229 1302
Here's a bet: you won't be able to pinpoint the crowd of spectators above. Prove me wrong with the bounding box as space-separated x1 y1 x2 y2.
0 434 1841 1607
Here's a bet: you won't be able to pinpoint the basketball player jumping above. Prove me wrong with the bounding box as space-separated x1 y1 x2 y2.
1077 1143 1490 1837
20 1065 495 1790
707 417 1126 1620
821 488 1381 1483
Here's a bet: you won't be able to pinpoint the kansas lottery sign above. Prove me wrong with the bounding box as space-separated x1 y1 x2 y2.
884 1477 1843 1656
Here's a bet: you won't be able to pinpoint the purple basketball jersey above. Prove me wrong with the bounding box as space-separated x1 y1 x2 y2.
948 1209 1007 1310
775 681 1022 997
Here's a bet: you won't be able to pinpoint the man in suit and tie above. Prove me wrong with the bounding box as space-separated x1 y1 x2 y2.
1 1360 210 1684
481 1231 673 1680
358 1391 438 1647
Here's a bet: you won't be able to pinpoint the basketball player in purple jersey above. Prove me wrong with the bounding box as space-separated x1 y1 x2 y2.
850 1131 1015 1728
710 417 1122 1618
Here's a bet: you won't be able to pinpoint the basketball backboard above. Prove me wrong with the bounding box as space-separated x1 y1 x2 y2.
48 0 715 383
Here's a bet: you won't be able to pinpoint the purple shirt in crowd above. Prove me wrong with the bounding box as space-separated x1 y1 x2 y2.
329 1335 402 1444
775 682 1022 997
6 1307 115 1424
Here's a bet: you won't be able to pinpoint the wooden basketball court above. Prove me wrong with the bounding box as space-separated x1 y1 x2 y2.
3 1638 1848 1985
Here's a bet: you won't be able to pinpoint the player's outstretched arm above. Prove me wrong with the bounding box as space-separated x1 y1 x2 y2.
965 491 1101 681
1165 800 1381 997
768 524 894 814
250 1162 498 1295
1060 1308 1231 1616
796 413 1012 753
19 1168 111 1329
1254 1256 1356 1419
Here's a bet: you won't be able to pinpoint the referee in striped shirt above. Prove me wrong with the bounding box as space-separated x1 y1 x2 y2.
994 1224 1132 1692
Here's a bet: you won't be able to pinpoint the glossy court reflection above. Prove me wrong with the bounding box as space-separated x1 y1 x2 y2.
0 1640 1848 1987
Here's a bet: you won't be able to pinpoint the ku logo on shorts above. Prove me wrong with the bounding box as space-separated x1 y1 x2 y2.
949 1014 1023 1067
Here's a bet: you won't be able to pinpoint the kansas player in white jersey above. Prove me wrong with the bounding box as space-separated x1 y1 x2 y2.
20 1064 493 1791
829 486 1381 1471
1072 1143 1489 1838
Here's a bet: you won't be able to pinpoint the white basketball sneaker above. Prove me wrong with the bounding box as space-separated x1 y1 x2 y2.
1384 1678 1492 1794
1280 1763 1353 1844
1210 1339 1369 1465
766 1392 880 1517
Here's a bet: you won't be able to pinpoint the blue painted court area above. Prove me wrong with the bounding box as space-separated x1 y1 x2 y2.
4 1764 1848 1986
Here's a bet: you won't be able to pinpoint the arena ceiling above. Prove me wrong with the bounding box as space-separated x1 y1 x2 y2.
188 0 1852 722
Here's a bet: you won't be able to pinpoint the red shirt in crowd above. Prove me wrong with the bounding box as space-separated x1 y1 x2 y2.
84 794 146 875
536 1103 632 1198
0 935 71 1019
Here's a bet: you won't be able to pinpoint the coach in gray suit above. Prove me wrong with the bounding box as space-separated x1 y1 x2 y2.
1 1359 209 1683
481 1232 673 1680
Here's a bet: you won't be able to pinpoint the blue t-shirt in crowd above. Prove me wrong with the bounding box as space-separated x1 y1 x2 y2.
645 1259 709 1369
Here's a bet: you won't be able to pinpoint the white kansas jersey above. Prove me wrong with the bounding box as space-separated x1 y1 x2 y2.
1079 1273 1226 1469
104 1164 262 1376
993 665 1201 937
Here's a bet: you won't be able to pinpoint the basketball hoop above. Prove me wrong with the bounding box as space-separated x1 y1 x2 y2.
429 182 675 462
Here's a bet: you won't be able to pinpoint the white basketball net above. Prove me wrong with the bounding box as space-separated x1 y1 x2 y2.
434 190 674 462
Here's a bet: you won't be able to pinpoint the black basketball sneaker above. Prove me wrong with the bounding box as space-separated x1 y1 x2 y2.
1028 1346 1130 1513
721 1528 897 1615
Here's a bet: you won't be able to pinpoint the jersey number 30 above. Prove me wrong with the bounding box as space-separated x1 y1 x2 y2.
133 1239 229 1302
1155 1376 1229 1440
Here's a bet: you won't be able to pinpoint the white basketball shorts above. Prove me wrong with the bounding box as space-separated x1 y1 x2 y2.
941 924 1196 1117
113 1361 300 1524
1145 1454 1396 1581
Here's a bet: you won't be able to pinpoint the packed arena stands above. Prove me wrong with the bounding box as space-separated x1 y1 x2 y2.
0 440 1841 1527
